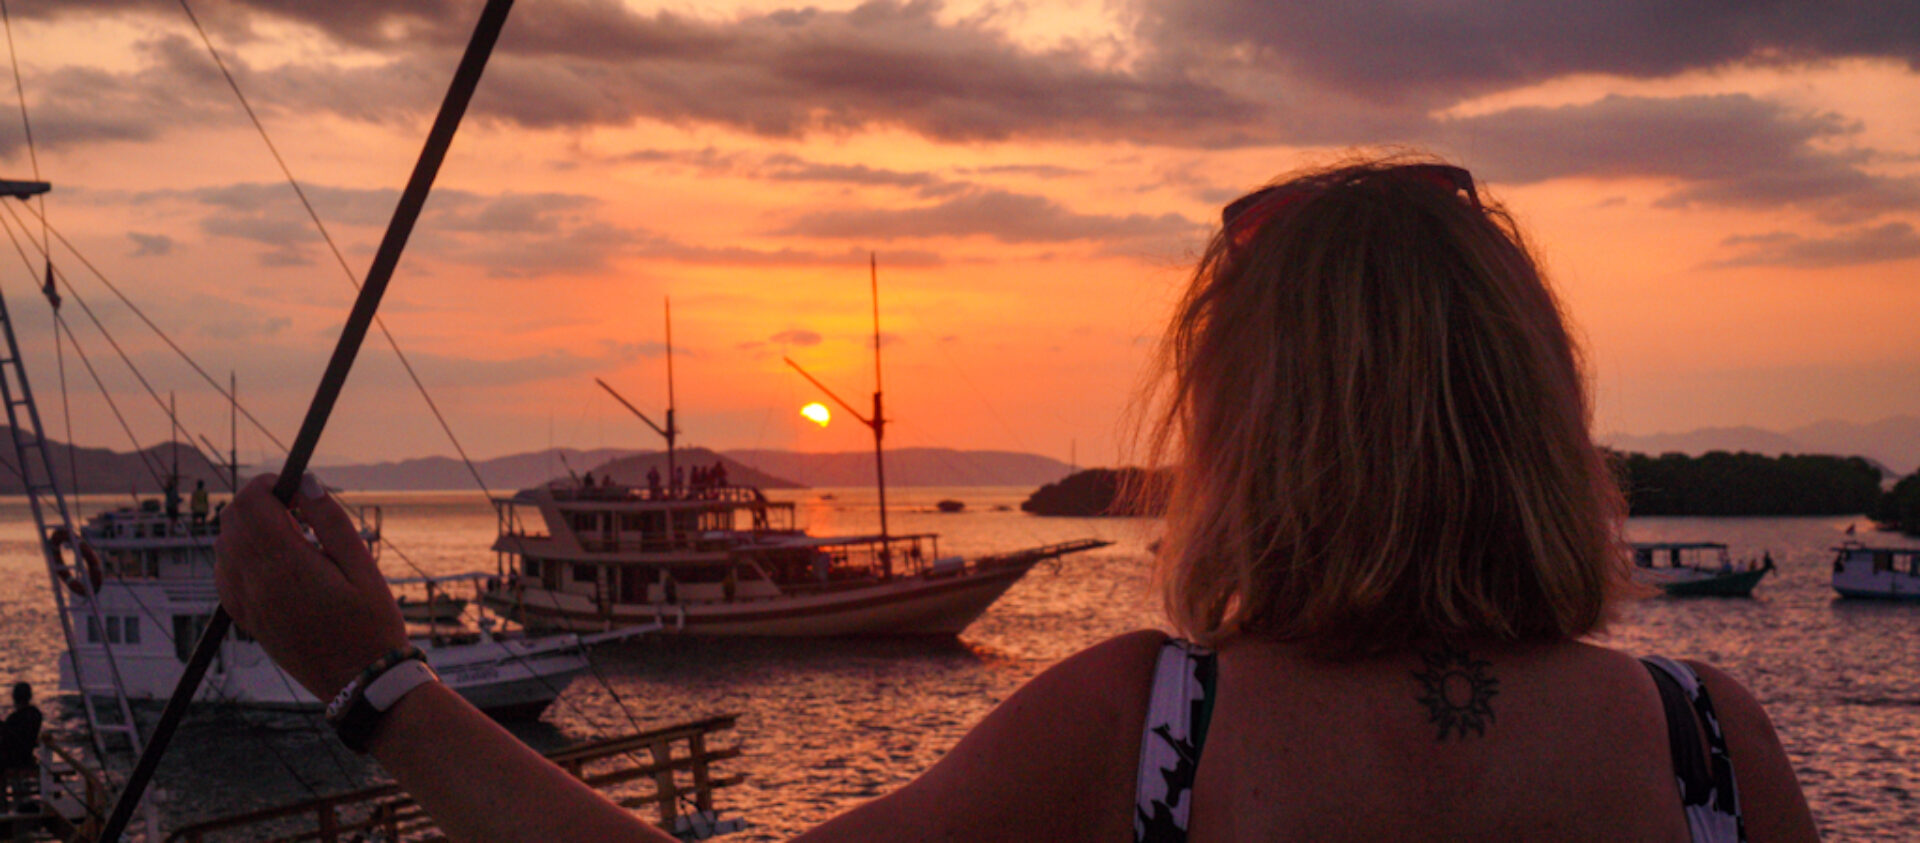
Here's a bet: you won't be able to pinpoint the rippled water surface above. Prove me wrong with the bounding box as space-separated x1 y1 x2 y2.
1 490 1915 839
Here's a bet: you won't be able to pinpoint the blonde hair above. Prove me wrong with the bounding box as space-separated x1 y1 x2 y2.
1141 157 1629 656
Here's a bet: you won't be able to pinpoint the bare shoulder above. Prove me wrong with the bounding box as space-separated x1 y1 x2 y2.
1682 660 1819 843
797 630 1168 842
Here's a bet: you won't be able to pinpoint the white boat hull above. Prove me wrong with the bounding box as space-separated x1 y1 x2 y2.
59 579 596 719
1831 544 1920 601
485 561 1037 636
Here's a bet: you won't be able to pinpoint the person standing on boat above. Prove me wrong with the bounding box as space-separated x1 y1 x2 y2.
0 682 41 802
191 479 211 530
646 466 662 499
163 474 181 523
213 160 1815 842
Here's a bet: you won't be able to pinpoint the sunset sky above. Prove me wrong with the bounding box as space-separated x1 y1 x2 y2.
0 1 1915 471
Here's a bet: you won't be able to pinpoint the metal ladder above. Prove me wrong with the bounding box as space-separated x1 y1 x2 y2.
0 262 146 765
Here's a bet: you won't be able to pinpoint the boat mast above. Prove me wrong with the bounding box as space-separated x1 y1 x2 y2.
665 297 677 492
230 372 238 491
783 252 892 570
868 253 889 542
595 299 679 491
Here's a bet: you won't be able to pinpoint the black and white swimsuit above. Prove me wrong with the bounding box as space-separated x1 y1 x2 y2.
1133 641 1746 842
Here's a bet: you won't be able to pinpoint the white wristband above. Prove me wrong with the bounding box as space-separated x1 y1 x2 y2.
361 658 440 712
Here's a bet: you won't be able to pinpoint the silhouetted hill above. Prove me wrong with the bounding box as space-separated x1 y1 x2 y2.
0 428 229 494
1605 415 1920 475
1614 450 1883 516
307 448 638 492
302 446 1067 490
1021 468 1167 517
723 448 1072 487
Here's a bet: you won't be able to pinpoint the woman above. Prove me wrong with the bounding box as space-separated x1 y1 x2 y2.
216 159 1816 841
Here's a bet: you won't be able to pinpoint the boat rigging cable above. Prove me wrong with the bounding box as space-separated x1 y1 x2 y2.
0 1 654 817
168 0 662 753
95 2 518 837
0 30 658 796
0 179 359 793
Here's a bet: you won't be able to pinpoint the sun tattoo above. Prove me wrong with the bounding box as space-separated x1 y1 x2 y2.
1411 645 1500 741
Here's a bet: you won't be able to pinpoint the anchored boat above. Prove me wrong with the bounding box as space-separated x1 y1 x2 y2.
1630 541 1774 597
1830 542 1920 601
53 502 654 718
482 275 1110 635
480 478 1105 635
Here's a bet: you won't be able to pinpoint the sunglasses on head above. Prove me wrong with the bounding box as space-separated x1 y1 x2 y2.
1221 164 1481 252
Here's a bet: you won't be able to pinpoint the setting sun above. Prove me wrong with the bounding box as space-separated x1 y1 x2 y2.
801 402 831 427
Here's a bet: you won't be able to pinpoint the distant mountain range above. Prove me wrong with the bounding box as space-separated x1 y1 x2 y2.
1602 415 1920 476
3 415 1911 495
299 445 1076 491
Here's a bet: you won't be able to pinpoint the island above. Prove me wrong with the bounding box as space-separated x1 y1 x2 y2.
1020 468 1167 517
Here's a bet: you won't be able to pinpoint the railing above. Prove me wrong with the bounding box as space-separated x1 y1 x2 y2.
165 715 743 842
21 734 114 842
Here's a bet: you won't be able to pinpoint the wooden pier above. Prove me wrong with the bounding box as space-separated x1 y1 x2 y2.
164 715 744 842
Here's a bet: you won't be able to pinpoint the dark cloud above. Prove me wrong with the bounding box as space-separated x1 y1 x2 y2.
30 1 1261 147
136 182 621 273
127 232 174 257
769 329 822 346
1712 222 1920 268
1134 0 1920 105
1444 94 1920 222
774 188 1203 244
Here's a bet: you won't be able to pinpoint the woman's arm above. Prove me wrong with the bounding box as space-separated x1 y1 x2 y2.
1686 661 1819 842
215 475 668 841
795 629 1166 843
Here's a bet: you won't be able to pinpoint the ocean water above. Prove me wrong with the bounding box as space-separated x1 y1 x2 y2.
1 488 1915 839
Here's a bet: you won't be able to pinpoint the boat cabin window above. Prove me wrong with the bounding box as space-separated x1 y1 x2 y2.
523 558 542 578
619 514 645 532
1874 552 1893 573
1634 549 1653 567
571 564 598 584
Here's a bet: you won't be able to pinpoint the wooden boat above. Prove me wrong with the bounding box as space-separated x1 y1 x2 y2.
1630 542 1773 597
480 479 1103 635
935 499 965 513
482 278 1109 636
1830 542 1920 601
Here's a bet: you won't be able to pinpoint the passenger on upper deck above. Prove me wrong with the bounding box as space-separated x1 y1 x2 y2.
215 158 1817 842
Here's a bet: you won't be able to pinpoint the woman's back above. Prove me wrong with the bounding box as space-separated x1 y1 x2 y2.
1189 639 1693 841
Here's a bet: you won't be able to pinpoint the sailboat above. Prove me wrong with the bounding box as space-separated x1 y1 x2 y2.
480 274 1110 635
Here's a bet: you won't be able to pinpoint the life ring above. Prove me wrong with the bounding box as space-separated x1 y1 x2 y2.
48 527 104 596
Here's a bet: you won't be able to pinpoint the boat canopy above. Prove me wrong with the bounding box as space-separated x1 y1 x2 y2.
1629 541 1729 551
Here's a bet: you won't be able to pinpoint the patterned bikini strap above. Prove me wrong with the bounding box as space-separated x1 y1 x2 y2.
1641 655 1747 843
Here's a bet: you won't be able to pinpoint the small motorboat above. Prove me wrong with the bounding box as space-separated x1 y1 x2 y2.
1630 542 1774 597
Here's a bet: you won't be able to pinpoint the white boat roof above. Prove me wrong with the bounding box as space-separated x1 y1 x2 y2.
1832 543 1920 554
1630 542 1729 551
387 572 492 586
